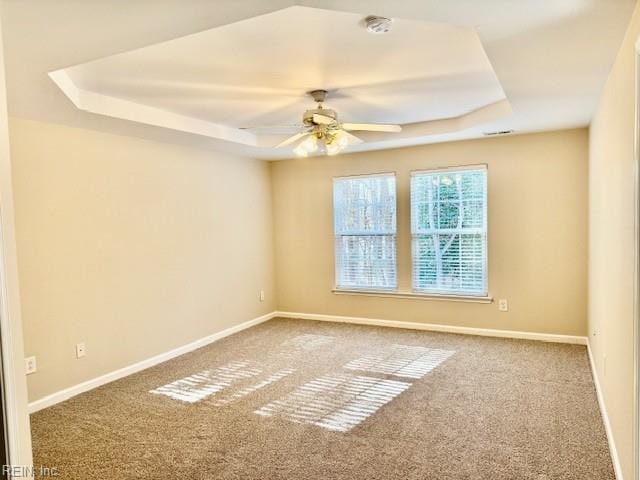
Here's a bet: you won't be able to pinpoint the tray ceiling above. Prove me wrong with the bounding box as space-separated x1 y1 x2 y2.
3 0 635 159
50 6 509 151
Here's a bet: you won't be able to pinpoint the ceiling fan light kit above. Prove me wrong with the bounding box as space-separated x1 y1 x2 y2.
278 89 402 157
291 128 349 157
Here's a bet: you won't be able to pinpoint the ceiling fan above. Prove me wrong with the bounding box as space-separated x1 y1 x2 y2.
271 90 402 156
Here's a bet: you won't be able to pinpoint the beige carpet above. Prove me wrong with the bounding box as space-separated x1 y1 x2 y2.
31 318 614 479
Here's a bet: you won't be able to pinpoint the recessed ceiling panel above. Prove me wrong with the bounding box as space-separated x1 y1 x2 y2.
50 5 509 148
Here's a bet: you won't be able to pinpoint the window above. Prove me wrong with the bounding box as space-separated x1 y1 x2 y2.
411 166 487 296
334 174 397 290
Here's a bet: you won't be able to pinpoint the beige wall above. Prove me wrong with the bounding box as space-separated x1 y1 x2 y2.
272 129 588 336
589 2 640 478
9 118 275 402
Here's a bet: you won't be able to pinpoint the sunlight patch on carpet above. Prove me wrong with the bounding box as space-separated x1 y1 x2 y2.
149 361 294 404
344 344 455 379
254 373 411 432
211 368 295 406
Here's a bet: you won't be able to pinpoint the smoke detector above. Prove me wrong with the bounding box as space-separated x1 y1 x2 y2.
364 15 392 34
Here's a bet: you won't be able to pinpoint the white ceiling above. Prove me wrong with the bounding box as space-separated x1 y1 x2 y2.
1 0 636 160
50 6 510 149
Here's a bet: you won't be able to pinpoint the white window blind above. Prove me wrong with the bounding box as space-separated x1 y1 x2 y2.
334 174 397 290
411 166 487 296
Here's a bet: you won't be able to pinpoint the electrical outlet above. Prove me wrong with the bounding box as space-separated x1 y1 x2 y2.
25 356 37 375
498 299 508 312
76 343 86 358
259 290 265 302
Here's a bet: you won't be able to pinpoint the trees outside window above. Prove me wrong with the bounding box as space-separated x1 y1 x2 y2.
411 167 487 296
333 174 397 290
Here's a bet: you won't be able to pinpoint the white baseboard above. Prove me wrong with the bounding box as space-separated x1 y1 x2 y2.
274 311 588 345
587 341 623 480
28 310 588 414
28 311 278 413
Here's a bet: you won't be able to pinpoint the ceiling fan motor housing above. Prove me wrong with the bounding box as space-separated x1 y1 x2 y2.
303 108 337 126
309 89 328 103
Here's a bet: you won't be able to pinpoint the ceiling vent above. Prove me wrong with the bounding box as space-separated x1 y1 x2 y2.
483 129 514 136
364 15 392 34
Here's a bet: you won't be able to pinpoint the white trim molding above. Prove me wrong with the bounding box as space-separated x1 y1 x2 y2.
588 341 624 480
633 34 640 480
332 288 493 304
48 70 257 146
275 311 588 345
28 311 278 413
48 69 511 153
0 15 33 472
28 310 590 416
20 311 619 479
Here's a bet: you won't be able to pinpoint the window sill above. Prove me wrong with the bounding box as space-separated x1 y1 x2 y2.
332 288 493 304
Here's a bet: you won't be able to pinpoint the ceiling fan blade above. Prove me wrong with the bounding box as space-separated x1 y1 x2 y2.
313 113 336 125
342 131 364 145
275 132 309 148
240 125 304 134
341 122 402 133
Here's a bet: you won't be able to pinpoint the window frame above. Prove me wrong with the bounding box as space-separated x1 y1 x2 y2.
332 172 398 292
410 164 489 297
